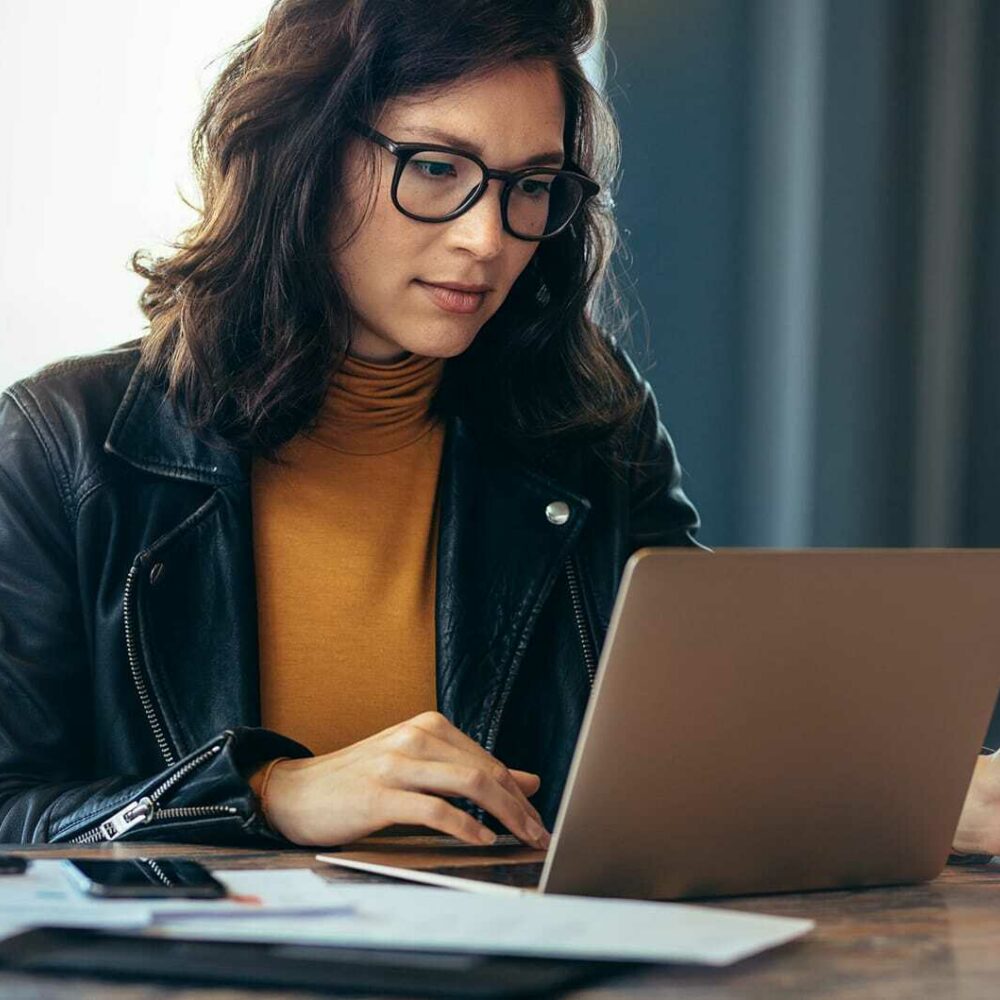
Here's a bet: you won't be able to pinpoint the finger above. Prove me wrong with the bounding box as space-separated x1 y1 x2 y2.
323 716 547 834
510 770 542 794
406 713 546 826
386 728 545 830
384 789 498 846
386 757 549 848
421 737 544 827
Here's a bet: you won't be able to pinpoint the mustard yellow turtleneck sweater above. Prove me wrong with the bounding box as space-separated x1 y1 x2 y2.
250 350 446 757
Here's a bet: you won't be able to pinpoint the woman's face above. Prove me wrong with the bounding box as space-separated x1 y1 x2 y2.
331 60 566 362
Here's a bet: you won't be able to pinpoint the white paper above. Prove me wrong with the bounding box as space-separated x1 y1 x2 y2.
0 863 350 943
0 860 153 940
152 881 814 966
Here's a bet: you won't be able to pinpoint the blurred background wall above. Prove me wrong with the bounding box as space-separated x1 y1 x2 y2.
607 0 999 553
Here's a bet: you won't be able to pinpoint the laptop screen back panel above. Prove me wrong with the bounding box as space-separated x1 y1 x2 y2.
540 549 1000 899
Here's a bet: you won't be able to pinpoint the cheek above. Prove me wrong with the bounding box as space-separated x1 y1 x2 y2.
333 189 425 293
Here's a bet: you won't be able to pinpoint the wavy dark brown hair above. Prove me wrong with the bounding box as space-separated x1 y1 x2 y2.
134 0 647 466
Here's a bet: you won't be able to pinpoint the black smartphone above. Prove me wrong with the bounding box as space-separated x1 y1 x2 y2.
61 858 227 899
0 854 28 875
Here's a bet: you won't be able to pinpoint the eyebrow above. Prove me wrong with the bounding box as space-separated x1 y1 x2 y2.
395 125 565 168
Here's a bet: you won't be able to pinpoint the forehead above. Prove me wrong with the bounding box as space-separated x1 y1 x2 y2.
378 61 566 167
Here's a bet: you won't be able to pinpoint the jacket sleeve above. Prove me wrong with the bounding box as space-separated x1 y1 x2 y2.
627 378 706 551
0 387 310 846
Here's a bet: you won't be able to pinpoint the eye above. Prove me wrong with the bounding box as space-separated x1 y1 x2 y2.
410 159 457 179
517 177 553 198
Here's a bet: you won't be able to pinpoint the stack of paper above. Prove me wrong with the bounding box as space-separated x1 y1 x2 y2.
0 862 814 966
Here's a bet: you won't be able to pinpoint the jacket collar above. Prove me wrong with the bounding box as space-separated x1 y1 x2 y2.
104 356 591 501
104 360 248 486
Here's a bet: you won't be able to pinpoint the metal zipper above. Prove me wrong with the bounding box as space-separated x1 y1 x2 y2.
482 556 598 755
124 561 177 766
564 555 598 688
140 858 172 887
68 744 237 844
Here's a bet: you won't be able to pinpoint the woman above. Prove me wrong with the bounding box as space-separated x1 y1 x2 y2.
0 0 701 848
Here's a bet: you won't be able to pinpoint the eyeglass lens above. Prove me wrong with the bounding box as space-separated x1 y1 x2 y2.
397 150 584 238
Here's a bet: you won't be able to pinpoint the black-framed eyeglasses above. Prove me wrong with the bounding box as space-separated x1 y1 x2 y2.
349 120 601 242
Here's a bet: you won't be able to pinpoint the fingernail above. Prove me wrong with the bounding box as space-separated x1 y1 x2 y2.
526 819 544 843
479 828 497 845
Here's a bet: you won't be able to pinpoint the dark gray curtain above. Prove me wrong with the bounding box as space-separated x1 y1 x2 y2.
606 0 1000 738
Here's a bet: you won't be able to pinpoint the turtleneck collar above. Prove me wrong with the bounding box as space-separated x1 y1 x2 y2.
305 351 446 456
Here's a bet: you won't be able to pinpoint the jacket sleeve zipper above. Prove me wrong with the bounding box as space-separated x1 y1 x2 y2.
68 744 237 844
124 560 177 766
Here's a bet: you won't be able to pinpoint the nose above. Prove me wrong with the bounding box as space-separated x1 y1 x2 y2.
448 178 506 258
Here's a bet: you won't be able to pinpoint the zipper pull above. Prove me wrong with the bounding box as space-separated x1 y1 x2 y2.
97 796 155 840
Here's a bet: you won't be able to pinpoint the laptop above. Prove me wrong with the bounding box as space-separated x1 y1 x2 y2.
320 549 1000 899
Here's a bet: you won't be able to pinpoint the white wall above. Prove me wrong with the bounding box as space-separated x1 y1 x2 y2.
0 1 273 387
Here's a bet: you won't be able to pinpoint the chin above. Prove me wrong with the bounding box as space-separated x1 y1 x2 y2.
398 325 482 359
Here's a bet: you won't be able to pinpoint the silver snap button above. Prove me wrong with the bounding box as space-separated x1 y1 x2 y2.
545 501 571 526
149 563 165 586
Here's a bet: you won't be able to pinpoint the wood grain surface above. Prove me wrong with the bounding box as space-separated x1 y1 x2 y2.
1 837 998 999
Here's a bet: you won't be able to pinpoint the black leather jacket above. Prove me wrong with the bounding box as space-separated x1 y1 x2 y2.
0 339 699 845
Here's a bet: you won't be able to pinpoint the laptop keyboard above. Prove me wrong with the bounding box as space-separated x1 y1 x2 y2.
425 862 543 889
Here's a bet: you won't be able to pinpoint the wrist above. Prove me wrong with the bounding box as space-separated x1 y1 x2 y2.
251 757 293 834
256 756 313 844
952 753 1000 857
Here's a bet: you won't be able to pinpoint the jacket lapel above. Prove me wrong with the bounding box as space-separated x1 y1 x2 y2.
435 418 591 745
105 363 260 756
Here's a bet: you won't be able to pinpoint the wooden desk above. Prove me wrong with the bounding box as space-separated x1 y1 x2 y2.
2 839 998 998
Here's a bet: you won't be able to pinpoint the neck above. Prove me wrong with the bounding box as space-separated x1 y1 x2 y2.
349 346 412 365
349 329 412 365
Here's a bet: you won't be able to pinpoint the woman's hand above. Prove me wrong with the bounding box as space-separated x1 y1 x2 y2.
953 751 1000 856
260 711 551 849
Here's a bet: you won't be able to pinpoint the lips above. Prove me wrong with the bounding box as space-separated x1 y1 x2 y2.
416 280 488 315
425 281 491 293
